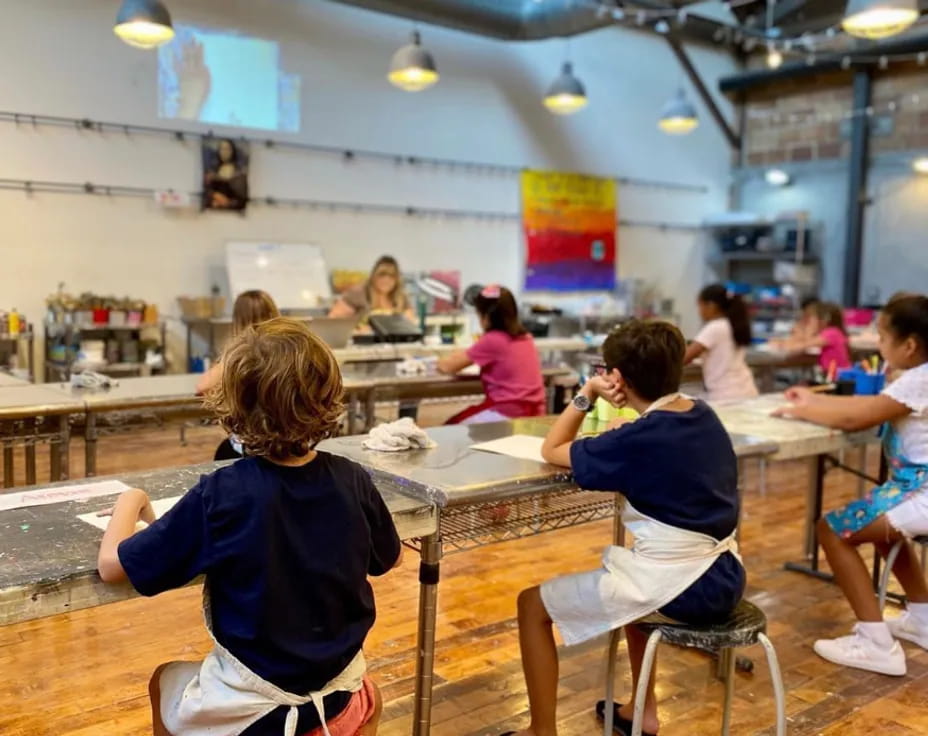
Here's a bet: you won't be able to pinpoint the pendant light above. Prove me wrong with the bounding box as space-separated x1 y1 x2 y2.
765 168 792 186
658 88 698 135
543 62 588 115
388 31 439 92
766 45 783 69
114 0 175 49
842 0 918 39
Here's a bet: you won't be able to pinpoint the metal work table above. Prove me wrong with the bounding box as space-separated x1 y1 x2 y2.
321 417 777 735
340 363 576 434
679 347 818 392
0 373 30 388
710 393 880 580
48 375 205 477
0 386 83 487
0 462 437 626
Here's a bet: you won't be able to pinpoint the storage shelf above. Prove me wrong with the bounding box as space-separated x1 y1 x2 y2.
48 323 162 332
719 252 816 262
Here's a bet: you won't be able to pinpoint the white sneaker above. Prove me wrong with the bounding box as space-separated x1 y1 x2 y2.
887 612 928 650
813 626 907 676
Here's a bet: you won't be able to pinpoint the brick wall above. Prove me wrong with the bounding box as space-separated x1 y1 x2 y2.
741 65 928 166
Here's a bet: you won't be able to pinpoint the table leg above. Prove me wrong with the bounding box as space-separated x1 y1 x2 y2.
85 413 97 478
186 322 193 372
24 437 36 486
49 414 72 482
413 532 442 736
613 494 624 547
364 391 377 433
347 392 360 436
784 454 832 580
2 441 13 488
856 445 868 499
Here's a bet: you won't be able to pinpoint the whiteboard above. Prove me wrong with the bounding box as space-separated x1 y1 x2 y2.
226 242 332 310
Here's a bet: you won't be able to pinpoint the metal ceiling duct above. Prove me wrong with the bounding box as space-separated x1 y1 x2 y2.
324 0 711 41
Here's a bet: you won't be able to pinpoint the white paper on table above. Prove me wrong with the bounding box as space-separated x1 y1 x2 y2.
0 480 131 512
76 496 182 532
470 435 546 464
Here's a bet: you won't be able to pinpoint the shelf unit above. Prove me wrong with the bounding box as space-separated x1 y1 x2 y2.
44 323 168 381
705 213 820 336
0 332 36 381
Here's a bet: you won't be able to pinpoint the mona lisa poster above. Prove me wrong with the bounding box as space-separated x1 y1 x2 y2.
202 137 249 211
521 170 616 291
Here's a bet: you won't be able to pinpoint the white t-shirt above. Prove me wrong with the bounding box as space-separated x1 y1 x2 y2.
693 318 759 401
883 362 928 466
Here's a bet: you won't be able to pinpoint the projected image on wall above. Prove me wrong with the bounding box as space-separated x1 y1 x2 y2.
158 25 301 132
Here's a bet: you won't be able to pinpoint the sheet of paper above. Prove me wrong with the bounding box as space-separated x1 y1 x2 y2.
470 435 546 464
0 479 130 513
76 496 181 532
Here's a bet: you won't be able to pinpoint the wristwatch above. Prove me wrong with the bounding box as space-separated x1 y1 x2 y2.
571 393 594 413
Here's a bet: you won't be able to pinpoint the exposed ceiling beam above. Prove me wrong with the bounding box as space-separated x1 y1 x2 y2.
719 29 928 93
666 35 742 150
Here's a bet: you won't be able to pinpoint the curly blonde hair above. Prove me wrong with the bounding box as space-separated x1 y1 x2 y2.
204 317 344 459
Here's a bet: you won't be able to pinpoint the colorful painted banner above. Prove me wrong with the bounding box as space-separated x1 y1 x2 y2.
521 170 616 291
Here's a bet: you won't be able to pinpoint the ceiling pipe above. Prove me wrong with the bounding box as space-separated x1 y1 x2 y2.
719 29 928 92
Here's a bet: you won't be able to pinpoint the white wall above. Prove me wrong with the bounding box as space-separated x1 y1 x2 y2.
0 0 737 372
736 157 928 306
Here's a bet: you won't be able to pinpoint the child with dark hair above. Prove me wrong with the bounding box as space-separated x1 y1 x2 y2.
775 293 928 676
811 301 852 374
438 285 546 424
503 320 745 736
97 318 401 736
684 284 759 400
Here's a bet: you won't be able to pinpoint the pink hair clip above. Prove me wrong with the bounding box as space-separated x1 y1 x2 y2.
481 284 501 299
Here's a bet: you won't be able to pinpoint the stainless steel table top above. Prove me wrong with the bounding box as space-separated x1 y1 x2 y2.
47 374 204 411
0 385 86 420
0 374 30 388
0 461 436 624
709 393 877 461
321 415 778 508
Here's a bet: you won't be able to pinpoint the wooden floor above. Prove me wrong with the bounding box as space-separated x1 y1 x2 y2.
2 418 928 735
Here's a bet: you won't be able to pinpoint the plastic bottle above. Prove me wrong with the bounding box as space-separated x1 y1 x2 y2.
8 309 19 336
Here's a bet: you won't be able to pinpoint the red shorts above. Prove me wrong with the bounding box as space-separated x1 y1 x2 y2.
302 677 377 736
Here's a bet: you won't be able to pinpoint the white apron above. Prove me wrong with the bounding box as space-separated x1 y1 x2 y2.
542 394 742 645
604 393 741 626
160 591 366 736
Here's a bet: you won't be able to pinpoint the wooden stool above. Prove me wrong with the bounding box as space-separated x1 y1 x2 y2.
602 600 786 736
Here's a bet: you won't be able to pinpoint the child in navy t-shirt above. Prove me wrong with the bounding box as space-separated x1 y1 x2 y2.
96 318 401 736
503 320 745 736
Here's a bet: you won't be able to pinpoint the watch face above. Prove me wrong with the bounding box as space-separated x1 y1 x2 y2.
573 394 591 411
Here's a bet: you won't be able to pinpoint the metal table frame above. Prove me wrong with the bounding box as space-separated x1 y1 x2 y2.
0 387 82 487
322 419 777 736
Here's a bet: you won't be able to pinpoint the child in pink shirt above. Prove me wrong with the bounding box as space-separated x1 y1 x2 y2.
813 302 852 374
438 285 546 424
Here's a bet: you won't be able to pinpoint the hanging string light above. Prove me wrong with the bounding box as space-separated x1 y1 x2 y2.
388 31 439 92
658 88 698 134
842 0 919 39
543 62 588 115
113 0 175 49
767 45 784 69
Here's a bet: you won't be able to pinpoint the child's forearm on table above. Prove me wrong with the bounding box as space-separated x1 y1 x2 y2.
97 489 150 583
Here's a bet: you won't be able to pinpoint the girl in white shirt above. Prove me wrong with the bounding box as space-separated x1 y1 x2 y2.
684 284 759 401
775 293 928 677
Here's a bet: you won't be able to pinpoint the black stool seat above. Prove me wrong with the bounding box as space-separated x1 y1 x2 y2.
636 599 766 650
